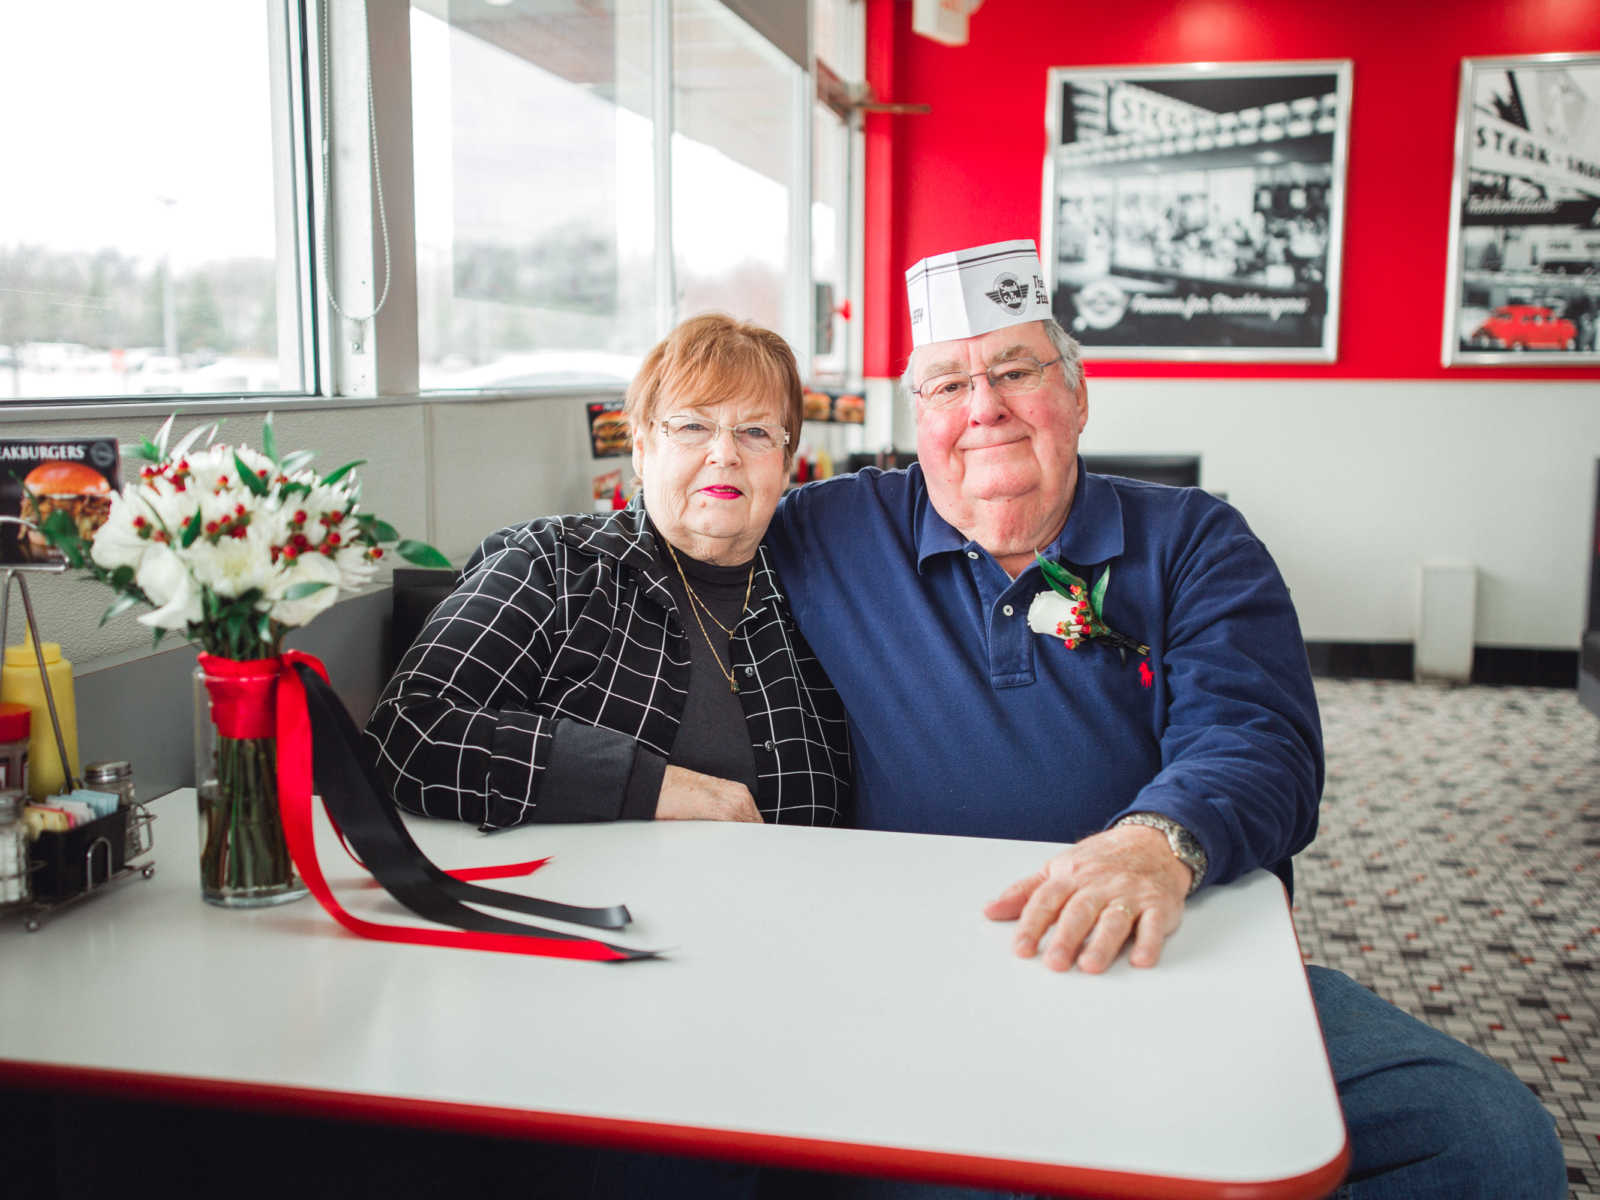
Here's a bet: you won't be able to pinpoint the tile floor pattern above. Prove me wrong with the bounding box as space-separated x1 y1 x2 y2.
1293 680 1600 1200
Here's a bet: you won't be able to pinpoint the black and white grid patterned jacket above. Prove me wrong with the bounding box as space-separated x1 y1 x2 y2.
365 503 851 829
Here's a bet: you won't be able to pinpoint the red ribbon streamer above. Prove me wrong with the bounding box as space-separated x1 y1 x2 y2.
205 650 629 961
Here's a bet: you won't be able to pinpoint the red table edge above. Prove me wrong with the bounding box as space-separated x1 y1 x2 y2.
2 1059 1350 1199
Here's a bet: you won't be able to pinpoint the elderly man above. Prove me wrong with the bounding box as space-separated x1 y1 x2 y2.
765 240 1563 1198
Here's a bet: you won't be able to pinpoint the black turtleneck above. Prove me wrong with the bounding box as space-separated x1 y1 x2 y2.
620 524 760 817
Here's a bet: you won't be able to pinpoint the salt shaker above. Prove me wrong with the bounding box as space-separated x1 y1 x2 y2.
0 788 30 908
83 760 142 860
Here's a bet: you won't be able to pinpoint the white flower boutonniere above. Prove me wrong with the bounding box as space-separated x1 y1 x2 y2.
1027 554 1150 662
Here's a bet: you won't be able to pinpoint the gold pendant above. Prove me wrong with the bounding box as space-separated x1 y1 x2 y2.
729 681 739 694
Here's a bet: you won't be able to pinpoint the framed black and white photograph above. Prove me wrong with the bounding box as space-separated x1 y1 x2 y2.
1042 61 1352 361
1442 54 1600 366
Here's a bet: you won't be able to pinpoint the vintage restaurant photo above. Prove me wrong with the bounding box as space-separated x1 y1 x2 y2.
1442 53 1600 365
1043 60 1352 361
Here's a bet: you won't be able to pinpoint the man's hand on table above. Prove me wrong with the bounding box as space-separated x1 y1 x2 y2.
656 766 764 823
984 824 1191 972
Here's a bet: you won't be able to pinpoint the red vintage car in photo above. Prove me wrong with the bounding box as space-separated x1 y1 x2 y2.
1470 304 1578 351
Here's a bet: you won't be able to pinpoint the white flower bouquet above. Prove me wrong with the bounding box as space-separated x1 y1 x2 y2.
32 414 449 906
36 413 448 660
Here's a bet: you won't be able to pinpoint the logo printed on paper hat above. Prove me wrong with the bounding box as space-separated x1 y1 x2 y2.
905 239 1054 348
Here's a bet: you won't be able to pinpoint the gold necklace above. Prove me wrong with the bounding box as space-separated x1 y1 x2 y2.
663 540 755 694
684 578 739 636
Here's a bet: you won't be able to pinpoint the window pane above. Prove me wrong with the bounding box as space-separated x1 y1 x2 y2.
672 0 800 336
411 1 654 391
0 2 308 401
811 102 850 381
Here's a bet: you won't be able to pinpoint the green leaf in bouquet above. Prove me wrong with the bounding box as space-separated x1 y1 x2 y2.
109 565 135 591
153 413 175 459
171 419 218 463
99 593 141 627
234 450 270 497
279 481 312 502
281 580 333 601
396 540 452 569
256 611 273 644
358 515 399 543
319 460 366 488
151 626 167 650
180 512 203 549
261 411 278 465
279 449 316 475
134 438 162 465
40 510 85 567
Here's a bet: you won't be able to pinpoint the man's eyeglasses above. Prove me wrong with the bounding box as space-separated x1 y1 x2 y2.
911 356 1063 410
658 414 791 455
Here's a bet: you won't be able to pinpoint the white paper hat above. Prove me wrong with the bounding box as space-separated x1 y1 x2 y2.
904 239 1053 348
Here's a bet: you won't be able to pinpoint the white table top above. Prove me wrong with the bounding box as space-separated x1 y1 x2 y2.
0 791 1347 1198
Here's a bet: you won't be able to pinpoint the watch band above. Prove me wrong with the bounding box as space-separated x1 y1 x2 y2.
1114 812 1208 896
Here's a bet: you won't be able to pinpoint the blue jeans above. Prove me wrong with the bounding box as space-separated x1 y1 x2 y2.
1310 965 1565 1199
610 966 1564 1200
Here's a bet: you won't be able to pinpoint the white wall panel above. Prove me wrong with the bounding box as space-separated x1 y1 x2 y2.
1084 377 1598 648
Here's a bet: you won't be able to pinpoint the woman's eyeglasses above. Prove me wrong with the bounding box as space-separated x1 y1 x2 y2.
659 414 791 455
911 356 1063 410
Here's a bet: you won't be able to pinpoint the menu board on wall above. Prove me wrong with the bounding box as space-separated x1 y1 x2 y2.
1442 54 1600 366
1042 61 1353 361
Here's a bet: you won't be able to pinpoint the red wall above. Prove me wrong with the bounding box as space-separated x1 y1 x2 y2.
861 0 1600 381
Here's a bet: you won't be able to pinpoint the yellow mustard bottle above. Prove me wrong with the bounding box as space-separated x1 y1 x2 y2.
1 642 79 801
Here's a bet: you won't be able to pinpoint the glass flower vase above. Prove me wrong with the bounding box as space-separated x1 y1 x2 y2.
193 662 307 908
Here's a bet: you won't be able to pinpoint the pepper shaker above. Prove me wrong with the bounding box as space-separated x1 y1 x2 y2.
83 760 143 860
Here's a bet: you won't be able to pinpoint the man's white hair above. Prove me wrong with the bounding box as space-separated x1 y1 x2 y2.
901 319 1084 402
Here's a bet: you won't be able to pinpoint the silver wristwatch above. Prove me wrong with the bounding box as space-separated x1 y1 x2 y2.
1114 812 1207 896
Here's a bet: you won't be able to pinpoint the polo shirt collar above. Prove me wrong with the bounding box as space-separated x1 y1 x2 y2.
913 460 1125 573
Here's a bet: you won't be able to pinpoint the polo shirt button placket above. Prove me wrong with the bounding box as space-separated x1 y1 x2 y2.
744 666 755 678
763 739 774 751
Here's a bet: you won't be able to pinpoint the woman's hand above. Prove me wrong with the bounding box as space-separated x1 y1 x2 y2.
656 765 764 823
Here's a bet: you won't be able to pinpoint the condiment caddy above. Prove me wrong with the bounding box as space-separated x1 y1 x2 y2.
0 531 156 931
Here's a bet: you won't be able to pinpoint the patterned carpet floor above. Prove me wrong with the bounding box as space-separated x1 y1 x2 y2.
1293 680 1600 1199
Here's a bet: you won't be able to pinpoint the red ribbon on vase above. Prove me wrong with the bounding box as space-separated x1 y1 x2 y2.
196 651 653 962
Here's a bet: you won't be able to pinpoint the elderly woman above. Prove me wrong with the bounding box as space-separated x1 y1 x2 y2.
365 313 850 831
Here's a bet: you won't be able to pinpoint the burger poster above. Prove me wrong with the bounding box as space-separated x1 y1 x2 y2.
0 438 120 565
587 400 631 459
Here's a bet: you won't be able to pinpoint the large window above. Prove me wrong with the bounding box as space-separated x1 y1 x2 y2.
671 0 802 337
409 0 656 390
0 2 312 402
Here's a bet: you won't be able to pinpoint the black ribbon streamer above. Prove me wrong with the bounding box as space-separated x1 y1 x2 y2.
293 664 653 958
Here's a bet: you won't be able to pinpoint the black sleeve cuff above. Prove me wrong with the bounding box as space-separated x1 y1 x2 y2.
538 719 639 822
621 744 667 820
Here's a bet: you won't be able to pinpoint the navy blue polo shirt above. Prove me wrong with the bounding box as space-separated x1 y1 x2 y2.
765 464 1323 891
